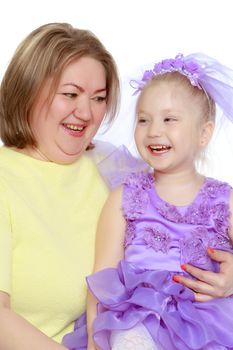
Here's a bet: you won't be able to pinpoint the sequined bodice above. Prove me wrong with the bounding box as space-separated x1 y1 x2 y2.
122 173 233 273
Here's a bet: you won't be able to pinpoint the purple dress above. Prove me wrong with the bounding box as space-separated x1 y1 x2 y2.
63 173 233 350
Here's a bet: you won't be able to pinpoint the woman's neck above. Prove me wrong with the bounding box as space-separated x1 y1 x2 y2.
32 147 51 162
12 146 52 162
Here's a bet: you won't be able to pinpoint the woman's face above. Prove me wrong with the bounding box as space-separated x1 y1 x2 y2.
30 56 107 164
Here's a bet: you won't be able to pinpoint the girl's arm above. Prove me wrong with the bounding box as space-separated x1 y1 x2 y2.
87 186 125 349
0 291 68 350
174 190 233 302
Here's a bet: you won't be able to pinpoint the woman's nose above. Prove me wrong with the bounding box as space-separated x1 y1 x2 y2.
73 96 92 121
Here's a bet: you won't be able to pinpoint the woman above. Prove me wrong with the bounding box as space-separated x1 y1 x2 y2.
0 22 119 350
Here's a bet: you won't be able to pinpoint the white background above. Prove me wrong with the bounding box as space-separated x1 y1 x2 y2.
0 0 233 184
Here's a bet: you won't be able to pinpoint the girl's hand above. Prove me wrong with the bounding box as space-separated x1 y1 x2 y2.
173 248 233 302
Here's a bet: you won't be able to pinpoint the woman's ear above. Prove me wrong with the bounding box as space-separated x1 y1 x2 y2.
200 120 215 147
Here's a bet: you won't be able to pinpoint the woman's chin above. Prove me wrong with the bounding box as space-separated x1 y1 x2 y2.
46 146 84 164
55 152 83 164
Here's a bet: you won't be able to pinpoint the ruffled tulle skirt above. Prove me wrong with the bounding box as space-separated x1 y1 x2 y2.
63 260 233 349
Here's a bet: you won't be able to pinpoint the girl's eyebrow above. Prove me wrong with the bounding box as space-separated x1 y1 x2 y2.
137 109 149 114
62 83 107 94
139 108 178 113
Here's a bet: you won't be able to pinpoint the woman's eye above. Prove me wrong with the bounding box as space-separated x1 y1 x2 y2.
92 96 107 103
58 92 77 98
63 93 77 98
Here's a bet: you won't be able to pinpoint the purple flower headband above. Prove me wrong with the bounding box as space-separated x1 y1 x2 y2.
131 53 203 93
131 53 233 124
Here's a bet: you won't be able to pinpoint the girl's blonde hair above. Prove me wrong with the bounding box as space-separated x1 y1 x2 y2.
139 72 216 123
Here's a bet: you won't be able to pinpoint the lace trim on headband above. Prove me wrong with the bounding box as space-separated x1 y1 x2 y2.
131 53 203 94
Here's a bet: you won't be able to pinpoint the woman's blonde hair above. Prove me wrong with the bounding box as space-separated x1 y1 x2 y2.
0 22 120 148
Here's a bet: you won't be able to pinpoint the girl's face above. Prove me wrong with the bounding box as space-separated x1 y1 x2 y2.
134 80 213 175
29 56 107 164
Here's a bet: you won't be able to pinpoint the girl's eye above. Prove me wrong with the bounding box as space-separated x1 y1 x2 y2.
137 114 149 123
164 117 177 122
138 118 148 124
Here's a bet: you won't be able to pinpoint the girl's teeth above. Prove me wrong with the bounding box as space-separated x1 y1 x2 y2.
150 145 170 151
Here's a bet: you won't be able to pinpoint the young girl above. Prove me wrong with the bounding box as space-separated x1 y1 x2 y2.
63 53 233 350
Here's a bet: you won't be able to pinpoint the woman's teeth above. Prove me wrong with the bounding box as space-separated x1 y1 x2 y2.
64 124 84 131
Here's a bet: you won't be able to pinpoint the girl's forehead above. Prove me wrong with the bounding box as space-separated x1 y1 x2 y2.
137 80 204 120
138 80 191 105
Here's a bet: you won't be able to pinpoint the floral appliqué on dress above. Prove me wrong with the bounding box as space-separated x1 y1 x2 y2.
123 172 154 220
123 173 232 261
143 225 171 253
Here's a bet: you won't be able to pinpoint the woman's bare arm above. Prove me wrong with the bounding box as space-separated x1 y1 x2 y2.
0 291 68 350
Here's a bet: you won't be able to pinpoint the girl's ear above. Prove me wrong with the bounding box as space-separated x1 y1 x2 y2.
200 120 215 147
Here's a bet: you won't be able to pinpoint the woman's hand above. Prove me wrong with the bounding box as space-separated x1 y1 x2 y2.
173 248 233 302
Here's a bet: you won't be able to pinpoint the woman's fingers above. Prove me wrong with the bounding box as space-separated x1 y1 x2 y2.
207 247 232 264
194 292 214 302
173 249 233 301
181 263 217 285
173 273 216 297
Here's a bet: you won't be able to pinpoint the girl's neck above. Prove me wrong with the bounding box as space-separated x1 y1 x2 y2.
153 168 205 206
154 167 201 185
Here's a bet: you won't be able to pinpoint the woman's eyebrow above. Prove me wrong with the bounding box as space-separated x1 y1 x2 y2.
62 83 106 94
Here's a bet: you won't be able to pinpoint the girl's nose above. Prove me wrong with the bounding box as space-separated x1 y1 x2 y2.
148 120 163 137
